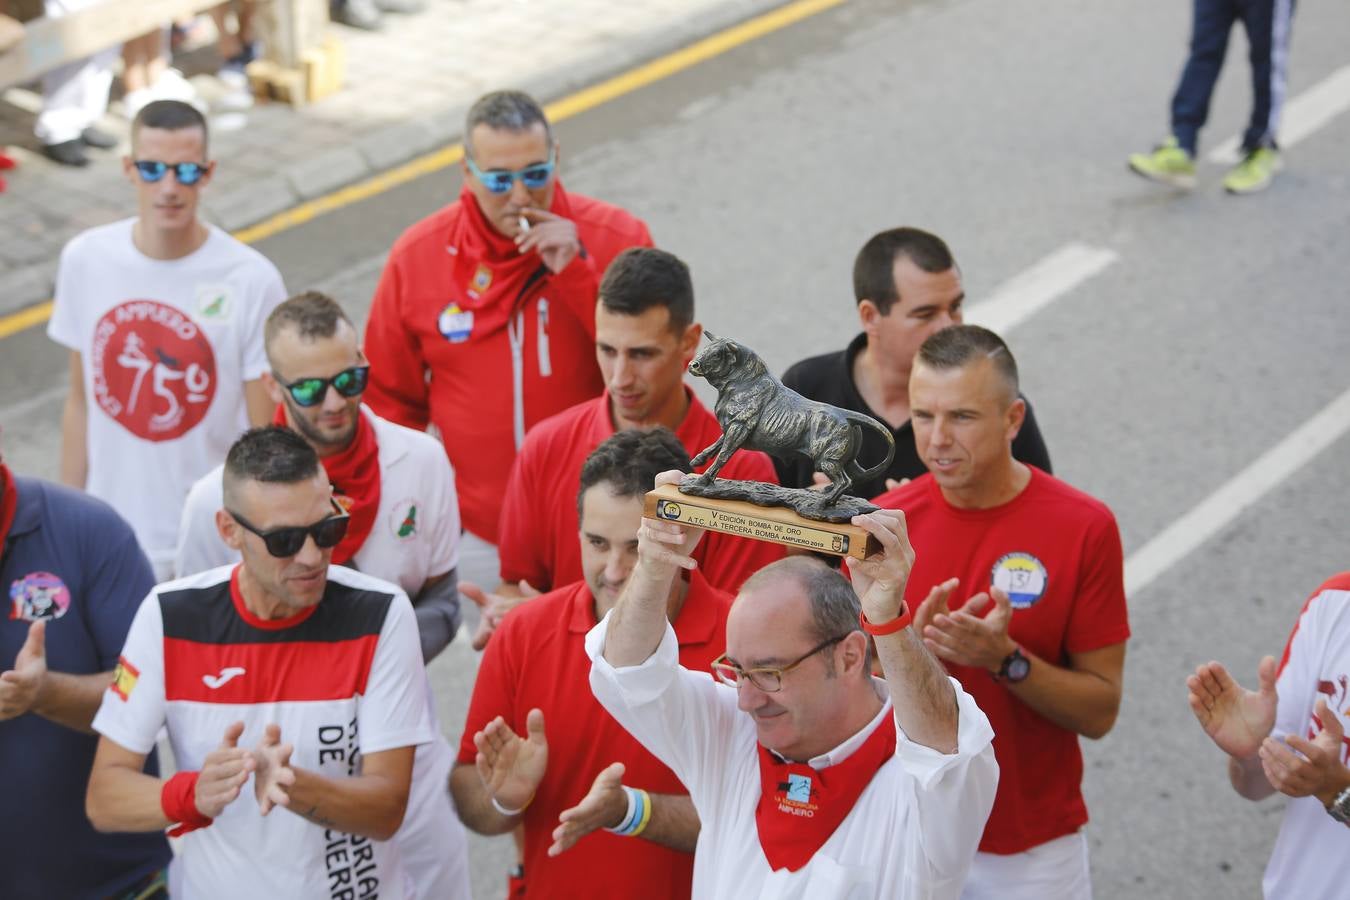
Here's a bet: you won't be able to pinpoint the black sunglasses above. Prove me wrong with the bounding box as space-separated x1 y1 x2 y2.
228 499 350 558
277 366 370 408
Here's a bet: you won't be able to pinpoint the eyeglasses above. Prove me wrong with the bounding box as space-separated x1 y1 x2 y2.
710 634 851 693
276 366 370 407
227 499 350 558
133 160 209 186
465 150 556 194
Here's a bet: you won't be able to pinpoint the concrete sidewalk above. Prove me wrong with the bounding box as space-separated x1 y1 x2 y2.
0 0 788 317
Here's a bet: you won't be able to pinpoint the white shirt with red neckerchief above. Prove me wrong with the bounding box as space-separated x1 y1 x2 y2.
586 613 999 899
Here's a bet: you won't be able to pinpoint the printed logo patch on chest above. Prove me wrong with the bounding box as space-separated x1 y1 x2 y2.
8 571 71 622
389 497 418 541
990 552 1049 609
195 284 233 320
437 302 474 343
89 299 218 441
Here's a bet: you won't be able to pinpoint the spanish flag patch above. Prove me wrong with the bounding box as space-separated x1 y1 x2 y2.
110 656 140 701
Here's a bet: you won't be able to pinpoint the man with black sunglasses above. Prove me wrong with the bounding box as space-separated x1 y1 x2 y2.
88 427 438 900
364 89 653 546
48 99 287 580
174 291 471 898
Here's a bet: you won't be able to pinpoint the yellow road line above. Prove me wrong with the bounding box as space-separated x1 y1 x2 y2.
0 0 845 342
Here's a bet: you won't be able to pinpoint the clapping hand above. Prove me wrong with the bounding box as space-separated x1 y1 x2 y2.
916 582 1017 672
195 721 255 818
474 708 549 814
1259 697 1350 805
462 580 540 651
1187 656 1278 759
549 762 626 856
253 723 296 815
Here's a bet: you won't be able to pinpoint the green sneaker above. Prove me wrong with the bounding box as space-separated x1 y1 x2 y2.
1223 147 1281 194
1128 137 1197 188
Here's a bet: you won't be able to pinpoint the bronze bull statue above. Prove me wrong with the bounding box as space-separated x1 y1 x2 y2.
686 333 895 507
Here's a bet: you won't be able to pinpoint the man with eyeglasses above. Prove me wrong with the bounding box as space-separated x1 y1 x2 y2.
173 291 470 898
873 326 1128 899
48 99 286 580
588 473 998 898
364 89 653 545
451 428 730 899
87 426 435 899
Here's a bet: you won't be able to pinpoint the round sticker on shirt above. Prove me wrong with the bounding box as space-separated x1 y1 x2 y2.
9 572 71 622
389 498 419 542
437 303 474 343
89 299 217 442
991 552 1048 609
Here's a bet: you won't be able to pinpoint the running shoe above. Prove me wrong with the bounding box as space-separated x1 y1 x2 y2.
1128 137 1197 189
1223 147 1281 195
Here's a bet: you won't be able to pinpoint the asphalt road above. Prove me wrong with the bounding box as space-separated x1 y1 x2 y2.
3 0 1350 897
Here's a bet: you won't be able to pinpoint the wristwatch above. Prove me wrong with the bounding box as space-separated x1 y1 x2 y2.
996 646 1030 683
1328 785 1350 825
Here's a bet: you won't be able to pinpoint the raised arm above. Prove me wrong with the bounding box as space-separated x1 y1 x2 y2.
846 511 958 754
601 471 702 668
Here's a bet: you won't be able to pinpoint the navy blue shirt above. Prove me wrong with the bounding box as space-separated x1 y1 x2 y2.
0 477 170 900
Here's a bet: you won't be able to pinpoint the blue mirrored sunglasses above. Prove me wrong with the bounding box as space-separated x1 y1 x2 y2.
133 160 209 185
465 150 555 194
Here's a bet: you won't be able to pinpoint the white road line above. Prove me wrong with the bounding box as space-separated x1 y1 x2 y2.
1208 64 1350 164
964 242 1119 335
1125 385 1350 597
0 384 66 423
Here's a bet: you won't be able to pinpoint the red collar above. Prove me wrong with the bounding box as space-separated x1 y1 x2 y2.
566 569 719 646
229 564 320 631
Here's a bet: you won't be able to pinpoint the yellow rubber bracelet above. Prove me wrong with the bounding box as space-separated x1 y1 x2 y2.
630 789 653 837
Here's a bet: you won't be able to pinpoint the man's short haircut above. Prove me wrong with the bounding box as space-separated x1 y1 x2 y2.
852 227 956 314
598 248 695 332
222 426 321 507
577 427 691 519
132 100 209 157
264 291 353 366
465 90 553 153
741 556 871 675
916 324 1020 403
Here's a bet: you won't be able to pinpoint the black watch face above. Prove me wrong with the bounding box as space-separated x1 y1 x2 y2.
1005 653 1031 682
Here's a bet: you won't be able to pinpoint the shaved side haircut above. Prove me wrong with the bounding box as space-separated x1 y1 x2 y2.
222 426 321 509
916 324 1020 405
263 291 353 367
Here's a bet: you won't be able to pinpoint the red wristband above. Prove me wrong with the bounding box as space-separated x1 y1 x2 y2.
161 771 213 837
860 604 913 636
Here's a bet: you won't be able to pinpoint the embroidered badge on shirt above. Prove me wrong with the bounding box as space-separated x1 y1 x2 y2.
8 572 71 622
438 303 474 343
467 263 493 299
991 552 1049 608
110 656 140 701
390 498 418 541
195 284 233 320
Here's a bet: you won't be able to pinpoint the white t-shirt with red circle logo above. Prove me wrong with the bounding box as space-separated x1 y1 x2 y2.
48 218 286 570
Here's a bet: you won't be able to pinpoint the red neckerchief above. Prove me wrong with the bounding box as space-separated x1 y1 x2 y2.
755 711 897 872
272 406 380 564
0 463 17 552
446 183 576 317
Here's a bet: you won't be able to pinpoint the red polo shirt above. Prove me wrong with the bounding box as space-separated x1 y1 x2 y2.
874 468 1129 854
497 390 784 594
457 573 732 899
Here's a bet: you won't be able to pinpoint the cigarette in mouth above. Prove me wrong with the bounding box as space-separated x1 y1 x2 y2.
518 215 531 234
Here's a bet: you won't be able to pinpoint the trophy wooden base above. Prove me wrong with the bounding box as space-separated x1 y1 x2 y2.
643 483 880 560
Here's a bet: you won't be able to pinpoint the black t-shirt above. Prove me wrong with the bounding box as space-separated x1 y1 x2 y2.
777 333 1053 498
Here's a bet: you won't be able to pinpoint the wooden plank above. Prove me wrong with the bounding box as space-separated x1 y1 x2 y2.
643 482 878 560
0 0 226 88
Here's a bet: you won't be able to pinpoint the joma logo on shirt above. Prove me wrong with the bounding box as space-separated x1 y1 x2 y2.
202 667 246 689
